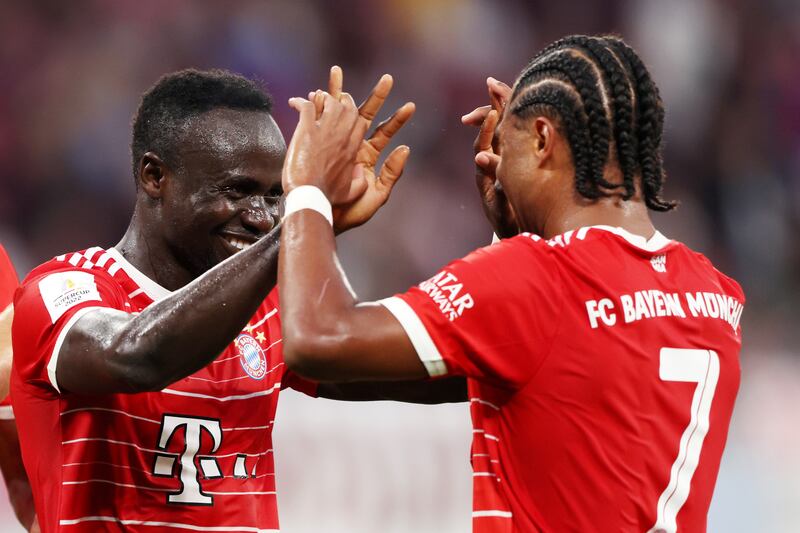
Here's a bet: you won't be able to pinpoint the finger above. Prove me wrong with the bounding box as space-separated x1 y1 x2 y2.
476 109 499 152
461 105 492 126
311 90 325 119
377 145 411 192
488 76 512 111
475 150 500 174
329 65 343 98
339 91 356 108
367 102 416 153
358 74 393 124
288 97 316 125
342 165 368 204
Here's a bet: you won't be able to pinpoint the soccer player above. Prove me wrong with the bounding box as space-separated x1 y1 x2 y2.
278 35 744 532
11 68 463 532
0 245 36 531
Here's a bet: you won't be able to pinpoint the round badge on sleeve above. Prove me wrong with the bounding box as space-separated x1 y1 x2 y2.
236 334 268 380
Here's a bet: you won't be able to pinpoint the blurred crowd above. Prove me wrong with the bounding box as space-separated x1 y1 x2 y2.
0 0 798 530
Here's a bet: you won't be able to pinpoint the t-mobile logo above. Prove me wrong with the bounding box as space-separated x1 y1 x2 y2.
153 414 222 505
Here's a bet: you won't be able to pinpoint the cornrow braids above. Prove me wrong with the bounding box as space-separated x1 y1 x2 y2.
571 36 640 201
512 83 597 200
509 34 677 211
606 37 677 211
514 49 621 195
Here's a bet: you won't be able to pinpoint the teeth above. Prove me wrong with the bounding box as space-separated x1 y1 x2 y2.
225 237 253 252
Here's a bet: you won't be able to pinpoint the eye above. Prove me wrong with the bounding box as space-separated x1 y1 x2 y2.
264 186 283 199
218 183 255 199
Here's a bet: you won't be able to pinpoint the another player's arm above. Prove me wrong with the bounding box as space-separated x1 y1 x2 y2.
0 304 12 399
57 227 284 394
55 73 415 396
0 420 35 530
317 377 467 404
279 92 430 382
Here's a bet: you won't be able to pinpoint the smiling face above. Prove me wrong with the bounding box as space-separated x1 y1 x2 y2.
156 108 286 277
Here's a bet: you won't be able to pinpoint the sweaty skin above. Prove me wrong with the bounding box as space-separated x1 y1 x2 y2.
54 74 465 403
278 80 657 381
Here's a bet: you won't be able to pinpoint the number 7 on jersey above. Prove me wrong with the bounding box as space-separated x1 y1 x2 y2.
649 348 720 533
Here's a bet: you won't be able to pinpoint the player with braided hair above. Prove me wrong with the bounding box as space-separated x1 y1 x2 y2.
278 34 742 532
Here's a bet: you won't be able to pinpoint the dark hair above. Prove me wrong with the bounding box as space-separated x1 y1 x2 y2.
510 35 676 211
131 68 273 180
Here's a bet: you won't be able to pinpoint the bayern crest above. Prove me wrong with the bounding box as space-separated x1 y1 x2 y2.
235 334 268 380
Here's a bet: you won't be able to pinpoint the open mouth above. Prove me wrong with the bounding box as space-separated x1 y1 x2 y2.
221 235 256 254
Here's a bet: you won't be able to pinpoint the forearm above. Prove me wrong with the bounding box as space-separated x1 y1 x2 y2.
0 421 34 529
317 377 468 404
279 211 358 355
61 226 282 393
279 210 426 381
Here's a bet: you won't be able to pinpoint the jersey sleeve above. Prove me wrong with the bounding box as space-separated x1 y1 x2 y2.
0 245 18 311
0 396 12 420
380 235 564 389
12 268 127 395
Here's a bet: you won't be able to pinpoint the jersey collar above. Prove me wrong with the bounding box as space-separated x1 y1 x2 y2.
582 225 672 252
107 248 172 301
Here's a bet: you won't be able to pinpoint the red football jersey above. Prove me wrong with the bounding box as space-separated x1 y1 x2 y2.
11 247 316 532
0 244 18 311
0 244 17 419
381 226 743 532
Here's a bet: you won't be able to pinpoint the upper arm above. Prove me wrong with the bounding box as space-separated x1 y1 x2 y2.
285 302 429 382
286 237 563 388
12 269 137 395
0 305 13 400
377 238 563 389
316 376 468 404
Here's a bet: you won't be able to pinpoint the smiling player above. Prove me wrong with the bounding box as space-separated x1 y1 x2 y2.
9 68 450 532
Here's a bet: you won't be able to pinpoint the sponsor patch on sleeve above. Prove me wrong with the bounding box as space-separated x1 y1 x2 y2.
38 271 102 323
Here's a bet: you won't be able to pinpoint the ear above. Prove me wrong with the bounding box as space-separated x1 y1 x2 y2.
531 116 557 163
138 152 169 199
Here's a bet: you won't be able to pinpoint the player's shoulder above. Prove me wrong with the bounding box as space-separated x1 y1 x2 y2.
22 247 120 286
485 226 671 262
676 244 745 302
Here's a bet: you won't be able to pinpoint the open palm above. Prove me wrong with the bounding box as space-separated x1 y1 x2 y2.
311 67 416 233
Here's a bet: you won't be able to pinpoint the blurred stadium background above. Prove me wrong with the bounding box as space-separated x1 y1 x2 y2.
1 0 798 531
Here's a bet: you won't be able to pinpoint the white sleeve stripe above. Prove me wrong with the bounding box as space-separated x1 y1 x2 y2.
473 510 513 518
378 296 447 377
47 306 105 394
0 405 13 420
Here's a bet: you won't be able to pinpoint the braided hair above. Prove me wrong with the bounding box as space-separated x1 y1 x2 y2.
510 35 676 211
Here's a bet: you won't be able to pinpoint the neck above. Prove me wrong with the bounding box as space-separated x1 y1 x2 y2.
533 195 655 241
115 207 195 291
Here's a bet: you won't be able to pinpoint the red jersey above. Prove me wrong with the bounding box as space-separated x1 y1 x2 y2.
381 226 743 532
0 244 17 420
0 244 17 311
11 247 316 532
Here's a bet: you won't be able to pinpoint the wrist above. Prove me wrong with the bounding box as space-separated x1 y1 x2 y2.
283 186 333 226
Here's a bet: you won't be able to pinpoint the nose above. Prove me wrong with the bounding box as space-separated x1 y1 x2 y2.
241 197 278 236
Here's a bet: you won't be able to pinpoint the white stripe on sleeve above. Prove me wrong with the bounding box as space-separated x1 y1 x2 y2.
47 306 105 394
378 296 447 377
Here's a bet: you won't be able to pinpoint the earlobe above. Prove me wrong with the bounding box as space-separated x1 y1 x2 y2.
139 152 167 199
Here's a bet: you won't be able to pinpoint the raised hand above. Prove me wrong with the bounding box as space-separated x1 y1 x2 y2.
312 67 416 233
461 77 518 238
283 89 367 204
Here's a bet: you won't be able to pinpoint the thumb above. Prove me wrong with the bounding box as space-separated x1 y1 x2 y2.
378 145 411 192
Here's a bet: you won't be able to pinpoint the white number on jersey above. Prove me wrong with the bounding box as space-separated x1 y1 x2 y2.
649 348 720 533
